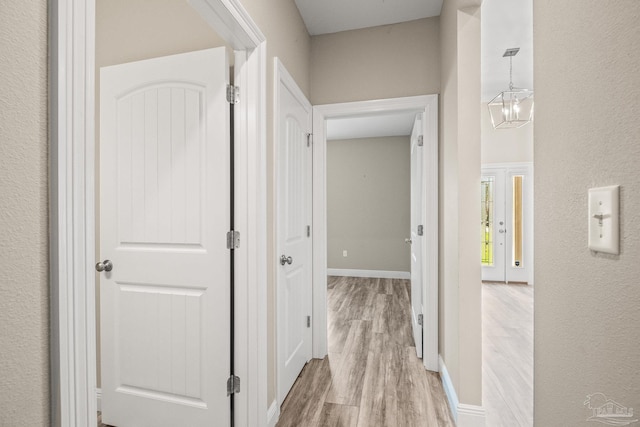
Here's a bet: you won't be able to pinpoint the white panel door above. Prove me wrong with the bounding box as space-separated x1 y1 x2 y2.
99 48 230 427
276 63 313 404
409 114 424 358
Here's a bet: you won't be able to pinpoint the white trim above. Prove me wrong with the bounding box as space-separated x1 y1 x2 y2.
51 1 267 426
327 269 410 279
312 95 439 369
50 1 97 425
439 355 459 423
457 404 487 427
481 161 533 170
96 389 101 412
266 400 280 427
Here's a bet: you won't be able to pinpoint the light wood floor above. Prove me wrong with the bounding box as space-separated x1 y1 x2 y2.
482 282 533 427
276 276 455 427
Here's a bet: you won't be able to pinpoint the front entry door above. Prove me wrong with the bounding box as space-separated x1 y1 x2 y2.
99 48 231 426
481 165 533 283
409 113 425 358
275 62 313 404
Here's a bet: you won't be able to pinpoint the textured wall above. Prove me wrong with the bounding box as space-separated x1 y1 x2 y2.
327 137 411 272
439 0 483 407
481 102 533 164
0 0 49 425
534 1 640 425
310 18 440 105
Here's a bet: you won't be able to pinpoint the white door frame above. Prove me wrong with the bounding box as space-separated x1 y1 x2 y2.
49 1 267 426
311 95 439 371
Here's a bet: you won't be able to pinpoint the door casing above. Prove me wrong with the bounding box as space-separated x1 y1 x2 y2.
49 1 268 426
311 95 439 372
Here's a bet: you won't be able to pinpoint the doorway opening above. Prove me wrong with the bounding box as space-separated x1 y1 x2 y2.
311 95 439 373
275 95 444 425
50 0 267 426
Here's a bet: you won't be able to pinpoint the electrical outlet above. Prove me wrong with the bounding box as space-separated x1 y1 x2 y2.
342 250 348 257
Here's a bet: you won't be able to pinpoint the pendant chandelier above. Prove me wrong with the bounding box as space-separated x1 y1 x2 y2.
488 48 534 129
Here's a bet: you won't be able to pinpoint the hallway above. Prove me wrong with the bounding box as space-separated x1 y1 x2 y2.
276 276 455 427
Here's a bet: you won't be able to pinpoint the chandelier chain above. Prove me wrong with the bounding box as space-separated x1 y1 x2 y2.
509 56 514 90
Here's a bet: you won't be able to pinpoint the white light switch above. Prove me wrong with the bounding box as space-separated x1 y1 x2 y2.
588 185 619 254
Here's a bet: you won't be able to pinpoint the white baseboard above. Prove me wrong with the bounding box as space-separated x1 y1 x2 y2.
439 355 459 422
457 404 486 427
267 400 280 427
327 268 410 279
439 355 486 427
96 388 102 412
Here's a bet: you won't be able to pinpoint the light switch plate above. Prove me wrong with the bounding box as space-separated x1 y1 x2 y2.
588 185 620 254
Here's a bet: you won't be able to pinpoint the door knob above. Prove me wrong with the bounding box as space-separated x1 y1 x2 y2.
405 238 412 244
96 259 113 272
280 255 293 266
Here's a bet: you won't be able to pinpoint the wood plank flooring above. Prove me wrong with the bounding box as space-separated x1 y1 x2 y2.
276 276 455 427
482 282 533 427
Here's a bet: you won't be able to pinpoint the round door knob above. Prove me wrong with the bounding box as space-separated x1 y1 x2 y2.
280 255 293 266
96 259 113 272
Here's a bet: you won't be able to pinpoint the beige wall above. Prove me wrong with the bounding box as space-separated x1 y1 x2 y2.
96 0 228 70
439 0 483 407
0 0 49 425
481 102 533 164
310 18 440 105
534 1 640 425
327 137 411 272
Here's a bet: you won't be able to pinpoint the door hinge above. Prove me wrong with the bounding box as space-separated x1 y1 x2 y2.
417 225 424 236
307 315 311 328
227 375 240 396
306 225 311 237
418 314 424 326
417 135 424 147
306 133 312 147
226 230 240 250
226 85 240 104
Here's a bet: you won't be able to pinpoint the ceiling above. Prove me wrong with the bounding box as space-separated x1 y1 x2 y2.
294 0 443 36
294 0 533 134
326 111 419 141
481 0 533 101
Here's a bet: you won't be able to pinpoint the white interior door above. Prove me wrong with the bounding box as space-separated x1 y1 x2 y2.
99 48 231 427
409 114 424 358
481 165 533 283
276 62 313 404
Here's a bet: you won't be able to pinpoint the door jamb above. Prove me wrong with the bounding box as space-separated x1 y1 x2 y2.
49 1 267 426
311 95 439 371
